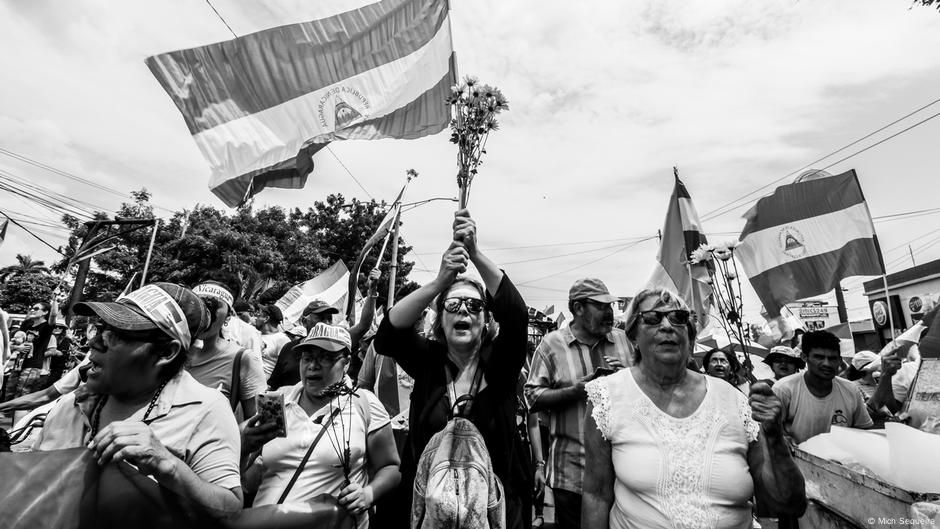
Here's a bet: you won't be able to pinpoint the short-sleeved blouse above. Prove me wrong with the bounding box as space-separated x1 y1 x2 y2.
586 370 760 529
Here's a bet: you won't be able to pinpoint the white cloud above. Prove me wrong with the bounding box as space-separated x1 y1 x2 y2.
1 0 939 322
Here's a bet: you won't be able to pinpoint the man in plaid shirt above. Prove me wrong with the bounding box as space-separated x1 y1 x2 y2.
524 278 632 529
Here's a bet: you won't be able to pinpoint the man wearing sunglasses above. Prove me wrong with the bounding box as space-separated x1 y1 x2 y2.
6 301 57 401
524 277 632 529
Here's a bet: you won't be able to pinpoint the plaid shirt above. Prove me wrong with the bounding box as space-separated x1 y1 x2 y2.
524 324 632 494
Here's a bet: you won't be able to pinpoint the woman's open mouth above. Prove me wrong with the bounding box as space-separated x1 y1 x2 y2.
453 321 472 332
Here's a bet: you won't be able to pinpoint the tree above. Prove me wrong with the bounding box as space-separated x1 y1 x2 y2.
914 0 940 11
54 190 417 308
0 254 50 283
0 272 59 314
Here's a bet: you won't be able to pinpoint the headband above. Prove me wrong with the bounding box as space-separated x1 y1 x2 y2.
192 283 235 308
123 285 193 350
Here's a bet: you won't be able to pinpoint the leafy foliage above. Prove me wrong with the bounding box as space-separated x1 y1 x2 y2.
0 272 60 314
0 254 50 283
45 190 416 308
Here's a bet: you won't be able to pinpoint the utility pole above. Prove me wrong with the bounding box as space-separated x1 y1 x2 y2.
386 209 403 309
65 218 157 321
834 281 848 323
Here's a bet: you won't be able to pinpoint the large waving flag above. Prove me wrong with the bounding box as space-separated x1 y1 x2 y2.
146 0 456 207
646 174 713 326
736 170 885 317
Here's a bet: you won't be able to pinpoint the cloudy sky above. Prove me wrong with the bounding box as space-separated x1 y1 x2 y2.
2 0 940 323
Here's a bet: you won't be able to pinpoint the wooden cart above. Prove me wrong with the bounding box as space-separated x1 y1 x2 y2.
793 448 939 528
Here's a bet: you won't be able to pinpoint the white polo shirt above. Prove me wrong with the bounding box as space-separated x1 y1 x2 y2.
252 383 390 528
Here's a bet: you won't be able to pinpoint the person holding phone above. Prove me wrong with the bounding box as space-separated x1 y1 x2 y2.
240 323 400 528
524 277 633 529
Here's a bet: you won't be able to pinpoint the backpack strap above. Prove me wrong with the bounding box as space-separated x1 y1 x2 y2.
277 406 343 504
229 349 245 411
444 359 485 418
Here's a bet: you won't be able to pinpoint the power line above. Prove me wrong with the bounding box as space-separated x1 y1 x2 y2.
204 0 238 38
498 242 634 266
0 210 65 255
326 146 374 200
700 97 940 222
199 2 374 201
517 236 658 286
0 146 174 213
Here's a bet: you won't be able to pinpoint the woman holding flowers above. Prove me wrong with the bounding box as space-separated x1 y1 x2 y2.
373 208 531 528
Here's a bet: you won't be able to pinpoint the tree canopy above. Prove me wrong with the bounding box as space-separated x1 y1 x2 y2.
48 190 417 309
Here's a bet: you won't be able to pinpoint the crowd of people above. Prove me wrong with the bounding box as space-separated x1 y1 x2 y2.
0 209 935 529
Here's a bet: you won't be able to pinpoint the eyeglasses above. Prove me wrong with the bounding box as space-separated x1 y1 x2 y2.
90 322 167 346
638 309 691 326
300 352 345 367
442 297 486 314
29 306 43 312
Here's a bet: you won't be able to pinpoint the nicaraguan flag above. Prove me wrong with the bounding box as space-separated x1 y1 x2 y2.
146 0 456 207
736 169 885 317
646 175 713 326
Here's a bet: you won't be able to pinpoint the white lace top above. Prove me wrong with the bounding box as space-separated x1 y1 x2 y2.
585 369 760 529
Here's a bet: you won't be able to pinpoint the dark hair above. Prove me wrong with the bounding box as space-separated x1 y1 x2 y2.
624 288 697 363
801 330 841 356
259 304 283 325
200 271 242 301
33 301 51 313
702 347 743 382
233 299 253 313
431 277 490 345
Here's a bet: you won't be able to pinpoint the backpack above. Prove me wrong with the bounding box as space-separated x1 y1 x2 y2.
411 365 505 529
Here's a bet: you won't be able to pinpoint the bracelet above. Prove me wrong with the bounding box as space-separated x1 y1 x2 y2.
535 461 545 468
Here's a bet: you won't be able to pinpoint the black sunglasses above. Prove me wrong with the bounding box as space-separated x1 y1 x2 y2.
638 309 691 326
442 297 486 314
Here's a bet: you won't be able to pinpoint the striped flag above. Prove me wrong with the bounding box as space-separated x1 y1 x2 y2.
736 170 884 317
146 0 456 207
276 260 353 325
646 174 712 326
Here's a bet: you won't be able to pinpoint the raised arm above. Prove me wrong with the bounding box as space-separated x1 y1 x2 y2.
349 269 380 344
452 209 502 295
387 241 467 329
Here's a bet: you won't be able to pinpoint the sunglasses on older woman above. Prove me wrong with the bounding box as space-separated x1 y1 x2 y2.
638 309 691 326
442 297 486 314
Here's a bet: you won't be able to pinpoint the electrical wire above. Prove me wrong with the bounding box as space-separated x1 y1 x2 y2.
700 98 940 222
0 146 174 213
0 210 66 255
203 0 238 38
516 236 658 286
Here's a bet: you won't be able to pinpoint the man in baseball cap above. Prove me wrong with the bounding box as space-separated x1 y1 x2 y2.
524 277 632 526
301 299 340 327
36 283 244 515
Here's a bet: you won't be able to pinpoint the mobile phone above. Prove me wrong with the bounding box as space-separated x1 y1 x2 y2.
593 366 616 379
256 392 287 437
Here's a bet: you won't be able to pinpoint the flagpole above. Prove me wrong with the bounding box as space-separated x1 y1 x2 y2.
140 219 160 287
852 169 895 344
882 274 897 342
387 208 402 309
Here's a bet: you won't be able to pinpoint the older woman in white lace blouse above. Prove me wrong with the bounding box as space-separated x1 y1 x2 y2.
582 288 806 529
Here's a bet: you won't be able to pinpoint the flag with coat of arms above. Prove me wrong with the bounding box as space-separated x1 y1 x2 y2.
146 0 457 207
736 169 885 317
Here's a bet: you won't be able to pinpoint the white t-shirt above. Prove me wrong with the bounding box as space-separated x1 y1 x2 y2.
222 317 263 358
260 332 291 379
253 385 390 529
773 373 873 443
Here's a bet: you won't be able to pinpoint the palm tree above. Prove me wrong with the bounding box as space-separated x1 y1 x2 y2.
0 254 50 283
